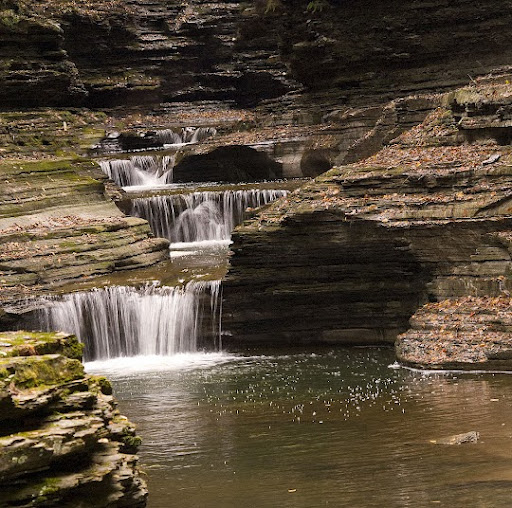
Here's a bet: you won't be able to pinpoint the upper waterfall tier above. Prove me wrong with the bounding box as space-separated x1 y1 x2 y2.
130 189 288 245
95 127 217 154
99 154 176 188
40 282 222 361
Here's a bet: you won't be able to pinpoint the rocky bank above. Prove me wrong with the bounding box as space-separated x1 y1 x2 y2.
0 330 147 507
223 73 512 369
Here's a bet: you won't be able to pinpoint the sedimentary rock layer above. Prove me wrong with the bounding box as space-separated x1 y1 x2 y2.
222 76 512 349
0 157 169 324
3 0 512 114
396 297 512 370
0 331 147 507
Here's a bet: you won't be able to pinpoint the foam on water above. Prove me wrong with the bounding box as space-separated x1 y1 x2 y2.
99 154 175 188
84 352 240 377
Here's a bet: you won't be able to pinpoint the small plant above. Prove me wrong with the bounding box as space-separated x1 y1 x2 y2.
264 0 282 13
307 0 328 12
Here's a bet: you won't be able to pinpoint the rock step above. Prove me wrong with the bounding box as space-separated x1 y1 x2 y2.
0 331 147 506
396 297 512 370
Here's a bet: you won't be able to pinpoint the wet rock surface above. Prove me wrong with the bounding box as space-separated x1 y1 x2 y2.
0 331 147 507
430 431 480 445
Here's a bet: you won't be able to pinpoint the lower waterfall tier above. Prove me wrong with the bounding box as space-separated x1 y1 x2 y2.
40 282 222 361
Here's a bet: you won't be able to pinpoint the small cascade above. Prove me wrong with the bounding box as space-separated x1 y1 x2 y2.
155 127 217 145
100 154 175 188
40 281 222 361
130 189 288 244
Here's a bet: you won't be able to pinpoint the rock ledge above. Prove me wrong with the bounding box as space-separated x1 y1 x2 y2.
0 331 147 508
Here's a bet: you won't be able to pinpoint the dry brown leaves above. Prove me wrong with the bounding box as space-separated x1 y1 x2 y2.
359 145 501 174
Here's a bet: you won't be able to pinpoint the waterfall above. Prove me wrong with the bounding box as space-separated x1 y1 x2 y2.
99 154 175 188
130 189 288 244
155 127 217 145
40 281 222 361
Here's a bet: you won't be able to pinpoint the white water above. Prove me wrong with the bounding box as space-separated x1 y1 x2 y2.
98 127 217 188
130 189 288 244
84 352 239 376
99 154 176 188
40 281 222 361
156 126 217 146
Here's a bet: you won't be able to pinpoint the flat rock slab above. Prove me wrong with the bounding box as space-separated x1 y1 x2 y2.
396 297 512 370
0 331 83 359
430 431 480 445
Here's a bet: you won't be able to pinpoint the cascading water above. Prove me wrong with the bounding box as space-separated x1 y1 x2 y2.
99 154 175 188
40 281 222 361
155 127 217 145
130 189 288 244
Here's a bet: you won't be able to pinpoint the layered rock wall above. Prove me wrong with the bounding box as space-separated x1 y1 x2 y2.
3 0 512 114
0 331 147 507
0 157 169 325
223 77 512 348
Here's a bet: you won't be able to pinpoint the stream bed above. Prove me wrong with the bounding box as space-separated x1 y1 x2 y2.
87 348 512 508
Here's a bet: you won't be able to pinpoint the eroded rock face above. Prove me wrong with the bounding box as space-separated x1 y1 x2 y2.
0 158 169 324
3 0 512 112
222 76 512 350
173 145 283 182
0 331 147 508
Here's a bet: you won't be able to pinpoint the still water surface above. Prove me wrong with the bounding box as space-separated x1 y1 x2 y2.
87 348 512 507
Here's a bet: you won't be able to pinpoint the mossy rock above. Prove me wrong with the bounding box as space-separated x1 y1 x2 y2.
89 375 113 395
0 331 84 360
0 354 84 389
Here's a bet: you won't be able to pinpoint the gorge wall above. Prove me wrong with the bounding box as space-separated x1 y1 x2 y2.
222 75 512 366
2 0 512 116
2 1 512 362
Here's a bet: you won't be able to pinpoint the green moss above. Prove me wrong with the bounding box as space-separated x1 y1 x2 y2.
0 159 74 175
33 477 61 504
0 331 59 346
60 337 84 361
0 355 84 389
0 331 84 360
91 375 113 395
0 9 21 28
122 434 142 448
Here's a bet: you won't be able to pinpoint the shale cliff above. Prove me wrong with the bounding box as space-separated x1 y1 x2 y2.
0 331 147 507
2 0 512 115
223 74 512 369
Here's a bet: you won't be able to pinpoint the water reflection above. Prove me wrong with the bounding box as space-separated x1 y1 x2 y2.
91 348 512 508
